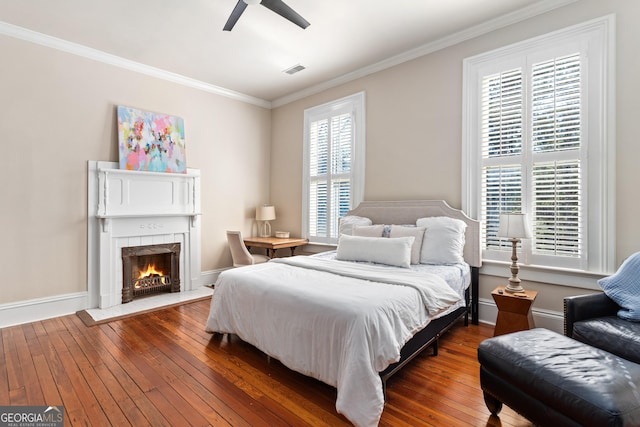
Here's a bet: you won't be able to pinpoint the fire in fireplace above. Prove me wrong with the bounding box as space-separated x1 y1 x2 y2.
122 243 181 303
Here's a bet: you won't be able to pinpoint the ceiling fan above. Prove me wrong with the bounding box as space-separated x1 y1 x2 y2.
223 0 310 31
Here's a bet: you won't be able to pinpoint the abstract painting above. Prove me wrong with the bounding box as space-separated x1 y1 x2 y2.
117 105 187 173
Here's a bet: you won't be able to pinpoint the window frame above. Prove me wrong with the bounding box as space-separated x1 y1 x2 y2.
302 92 366 245
462 15 615 288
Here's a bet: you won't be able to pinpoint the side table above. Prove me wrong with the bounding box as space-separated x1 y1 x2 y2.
491 286 538 336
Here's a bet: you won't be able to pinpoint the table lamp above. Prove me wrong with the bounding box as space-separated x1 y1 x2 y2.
497 213 532 293
256 205 276 237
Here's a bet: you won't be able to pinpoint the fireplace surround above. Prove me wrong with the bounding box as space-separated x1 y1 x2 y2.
87 161 202 309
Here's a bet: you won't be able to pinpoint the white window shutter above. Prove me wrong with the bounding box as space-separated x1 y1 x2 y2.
303 92 365 244
463 16 614 278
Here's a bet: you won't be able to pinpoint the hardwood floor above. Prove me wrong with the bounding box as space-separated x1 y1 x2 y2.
0 298 534 426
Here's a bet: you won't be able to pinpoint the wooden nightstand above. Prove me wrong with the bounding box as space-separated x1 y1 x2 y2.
491 286 538 336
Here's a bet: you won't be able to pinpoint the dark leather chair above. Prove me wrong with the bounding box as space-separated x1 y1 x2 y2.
564 292 640 364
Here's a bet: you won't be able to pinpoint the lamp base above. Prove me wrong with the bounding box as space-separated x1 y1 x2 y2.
505 237 525 293
258 221 272 238
505 282 525 293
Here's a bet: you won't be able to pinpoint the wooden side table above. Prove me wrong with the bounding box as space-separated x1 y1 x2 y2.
243 236 309 258
491 286 538 336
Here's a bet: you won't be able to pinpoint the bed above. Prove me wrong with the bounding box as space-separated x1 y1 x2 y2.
205 200 481 427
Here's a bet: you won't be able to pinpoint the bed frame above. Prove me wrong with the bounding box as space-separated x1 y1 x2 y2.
344 200 481 388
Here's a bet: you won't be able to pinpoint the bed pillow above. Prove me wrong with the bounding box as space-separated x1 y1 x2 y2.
598 252 640 322
389 225 426 264
416 216 466 264
353 224 385 237
338 215 372 236
336 234 414 268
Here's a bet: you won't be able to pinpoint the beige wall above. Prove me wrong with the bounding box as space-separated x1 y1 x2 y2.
0 35 271 305
271 0 640 315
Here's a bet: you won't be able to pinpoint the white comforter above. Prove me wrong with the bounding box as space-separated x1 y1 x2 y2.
205 256 462 427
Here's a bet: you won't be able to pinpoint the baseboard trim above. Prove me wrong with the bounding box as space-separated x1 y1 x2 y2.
0 292 88 329
196 269 225 287
0 270 225 329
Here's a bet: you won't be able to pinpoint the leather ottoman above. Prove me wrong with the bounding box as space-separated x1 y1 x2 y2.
478 328 640 426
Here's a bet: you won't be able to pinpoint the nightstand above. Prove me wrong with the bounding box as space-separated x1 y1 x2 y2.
491 286 538 336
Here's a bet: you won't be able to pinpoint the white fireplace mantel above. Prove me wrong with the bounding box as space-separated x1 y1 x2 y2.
87 161 202 309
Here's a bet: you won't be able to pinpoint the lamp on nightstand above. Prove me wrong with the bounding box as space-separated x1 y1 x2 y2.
256 205 276 237
497 213 532 293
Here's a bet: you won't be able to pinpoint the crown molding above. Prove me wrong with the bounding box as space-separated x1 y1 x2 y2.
0 21 272 109
0 0 577 110
271 0 578 108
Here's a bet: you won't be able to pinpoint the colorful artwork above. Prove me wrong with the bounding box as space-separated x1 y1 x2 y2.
117 106 187 173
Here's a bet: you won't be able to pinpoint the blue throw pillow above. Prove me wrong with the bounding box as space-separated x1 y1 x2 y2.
598 252 640 322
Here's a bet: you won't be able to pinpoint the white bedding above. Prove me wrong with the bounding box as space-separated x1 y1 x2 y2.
205 255 467 427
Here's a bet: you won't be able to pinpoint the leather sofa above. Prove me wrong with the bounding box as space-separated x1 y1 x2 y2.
564 292 640 364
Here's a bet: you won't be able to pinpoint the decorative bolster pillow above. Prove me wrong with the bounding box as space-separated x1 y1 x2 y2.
336 234 414 268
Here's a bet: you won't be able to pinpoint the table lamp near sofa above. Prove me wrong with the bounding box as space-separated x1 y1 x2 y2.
256 205 276 237
497 213 532 293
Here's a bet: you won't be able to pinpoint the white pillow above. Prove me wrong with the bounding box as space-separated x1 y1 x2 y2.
336 235 414 268
338 215 372 236
416 217 466 264
389 225 426 264
353 224 385 237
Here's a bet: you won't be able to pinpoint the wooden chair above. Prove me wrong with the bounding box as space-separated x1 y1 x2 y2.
226 231 270 267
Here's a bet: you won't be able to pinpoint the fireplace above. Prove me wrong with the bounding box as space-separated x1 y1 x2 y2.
122 243 181 303
88 161 202 309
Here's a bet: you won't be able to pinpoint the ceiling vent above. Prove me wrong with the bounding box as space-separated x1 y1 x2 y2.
283 64 306 75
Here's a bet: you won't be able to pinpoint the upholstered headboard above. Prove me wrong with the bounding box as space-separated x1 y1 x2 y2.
347 200 482 268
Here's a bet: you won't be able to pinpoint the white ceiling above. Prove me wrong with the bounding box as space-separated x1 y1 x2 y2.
0 0 573 105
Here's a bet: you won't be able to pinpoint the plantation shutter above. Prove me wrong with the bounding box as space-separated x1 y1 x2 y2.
479 53 584 266
308 112 353 240
530 54 582 259
480 68 524 250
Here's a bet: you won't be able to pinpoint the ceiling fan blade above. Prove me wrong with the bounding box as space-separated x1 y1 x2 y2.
260 0 310 29
223 0 248 31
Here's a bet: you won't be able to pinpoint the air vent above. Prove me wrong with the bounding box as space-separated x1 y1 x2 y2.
283 64 306 75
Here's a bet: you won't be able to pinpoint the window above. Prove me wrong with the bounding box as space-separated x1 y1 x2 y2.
303 92 365 245
462 16 615 280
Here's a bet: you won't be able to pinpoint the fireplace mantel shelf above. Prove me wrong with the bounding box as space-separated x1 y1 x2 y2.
96 212 202 219
98 167 200 179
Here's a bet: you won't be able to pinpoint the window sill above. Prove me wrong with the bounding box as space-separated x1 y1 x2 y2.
480 261 607 291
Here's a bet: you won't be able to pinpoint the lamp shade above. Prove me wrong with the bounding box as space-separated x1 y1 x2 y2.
256 205 276 221
497 213 532 239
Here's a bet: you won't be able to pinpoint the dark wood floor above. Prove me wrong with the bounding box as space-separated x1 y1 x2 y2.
0 298 533 426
